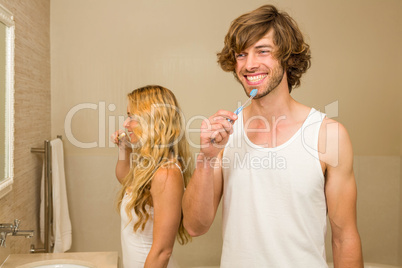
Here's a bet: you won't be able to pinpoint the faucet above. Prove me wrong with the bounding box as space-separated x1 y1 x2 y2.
0 219 34 247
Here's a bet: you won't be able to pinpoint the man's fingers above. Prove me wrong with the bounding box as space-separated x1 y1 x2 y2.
213 110 238 122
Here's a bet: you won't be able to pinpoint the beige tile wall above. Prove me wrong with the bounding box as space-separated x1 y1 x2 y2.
0 0 50 264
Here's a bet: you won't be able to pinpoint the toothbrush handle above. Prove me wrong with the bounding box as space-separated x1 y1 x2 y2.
212 93 255 143
229 106 242 122
234 106 244 115
233 95 253 116
227 104 244 124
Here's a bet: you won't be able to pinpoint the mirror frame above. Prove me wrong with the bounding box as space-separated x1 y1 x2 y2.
0 4 14 199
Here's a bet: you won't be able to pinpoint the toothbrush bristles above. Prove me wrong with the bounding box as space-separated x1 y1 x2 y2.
118 132 126 140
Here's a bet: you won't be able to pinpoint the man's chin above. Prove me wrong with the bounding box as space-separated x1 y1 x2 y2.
252 87 275 99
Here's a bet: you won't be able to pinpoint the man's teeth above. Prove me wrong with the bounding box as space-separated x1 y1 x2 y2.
246 74 267 82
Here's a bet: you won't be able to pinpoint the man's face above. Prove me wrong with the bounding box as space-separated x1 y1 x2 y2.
234 29 285 99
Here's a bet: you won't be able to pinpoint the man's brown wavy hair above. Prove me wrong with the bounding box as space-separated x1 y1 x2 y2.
217 5 311 93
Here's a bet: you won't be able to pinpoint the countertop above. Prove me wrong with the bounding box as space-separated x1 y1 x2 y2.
1 251 118 268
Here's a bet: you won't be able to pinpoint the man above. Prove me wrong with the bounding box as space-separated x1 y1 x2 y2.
182 4 363 268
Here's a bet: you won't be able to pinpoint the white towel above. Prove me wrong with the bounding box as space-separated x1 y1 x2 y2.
50 138 72 253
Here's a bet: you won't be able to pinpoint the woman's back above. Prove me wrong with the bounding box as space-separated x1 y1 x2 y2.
120 163 183 268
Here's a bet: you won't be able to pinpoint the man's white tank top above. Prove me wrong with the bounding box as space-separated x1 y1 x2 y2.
221 108 328 268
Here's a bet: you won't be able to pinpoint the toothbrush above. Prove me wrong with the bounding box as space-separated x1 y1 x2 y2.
211 89 258 143
118 132 126 140
229 88 258 123
117 132 132 146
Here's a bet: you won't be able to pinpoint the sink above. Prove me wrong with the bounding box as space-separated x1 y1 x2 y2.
25 265 89 268
17 259 96 268
2 252 118 268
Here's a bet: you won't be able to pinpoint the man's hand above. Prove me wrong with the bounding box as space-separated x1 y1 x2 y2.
200 110 237 159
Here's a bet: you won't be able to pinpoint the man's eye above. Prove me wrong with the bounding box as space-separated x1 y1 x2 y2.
235 53 246 59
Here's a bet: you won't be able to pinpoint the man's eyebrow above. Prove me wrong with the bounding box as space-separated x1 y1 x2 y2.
254 45 273 49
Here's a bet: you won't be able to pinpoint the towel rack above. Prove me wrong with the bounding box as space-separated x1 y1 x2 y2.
30 135 62 253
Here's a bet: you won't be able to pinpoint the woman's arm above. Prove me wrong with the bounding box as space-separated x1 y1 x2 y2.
112 131 133 184
144 166 184 268
115 145 132 184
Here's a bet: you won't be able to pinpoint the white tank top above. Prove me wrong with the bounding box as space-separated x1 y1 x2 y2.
120 163 182 268
221 108 328 268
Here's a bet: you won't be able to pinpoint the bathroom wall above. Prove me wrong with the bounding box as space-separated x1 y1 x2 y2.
46 0 400 267
0 0 50 264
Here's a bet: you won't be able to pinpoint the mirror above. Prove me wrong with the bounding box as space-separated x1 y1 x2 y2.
0 4 14 199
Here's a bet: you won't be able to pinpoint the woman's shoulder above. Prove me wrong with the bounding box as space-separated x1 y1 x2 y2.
153 163 183 182
151 162 184 193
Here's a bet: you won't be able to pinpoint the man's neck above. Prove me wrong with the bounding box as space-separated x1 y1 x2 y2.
246 84 297 125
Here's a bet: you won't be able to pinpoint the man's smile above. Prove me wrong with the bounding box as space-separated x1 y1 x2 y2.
244 74 268 84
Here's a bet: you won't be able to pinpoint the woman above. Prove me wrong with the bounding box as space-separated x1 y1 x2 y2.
112 85 192 268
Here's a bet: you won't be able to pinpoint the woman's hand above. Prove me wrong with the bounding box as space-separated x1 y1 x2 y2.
111 130 131 150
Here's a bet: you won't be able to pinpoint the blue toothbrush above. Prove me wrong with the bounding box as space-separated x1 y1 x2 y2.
211 89 258 143
230 89 258 122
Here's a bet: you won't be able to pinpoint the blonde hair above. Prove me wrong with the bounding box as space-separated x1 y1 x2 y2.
117 85 192 244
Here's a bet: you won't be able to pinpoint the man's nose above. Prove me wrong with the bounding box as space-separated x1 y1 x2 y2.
245 53 259 71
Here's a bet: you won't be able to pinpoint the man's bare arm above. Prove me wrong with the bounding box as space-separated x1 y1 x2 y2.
182 110 237 236
320 118 363 267
182 152 224 236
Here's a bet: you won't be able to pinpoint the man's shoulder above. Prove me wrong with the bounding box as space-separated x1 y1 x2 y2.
319 117 349 137
318 117 352 168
